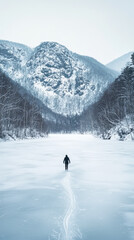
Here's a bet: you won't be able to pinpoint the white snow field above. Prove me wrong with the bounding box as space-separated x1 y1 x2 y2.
0 134 134 240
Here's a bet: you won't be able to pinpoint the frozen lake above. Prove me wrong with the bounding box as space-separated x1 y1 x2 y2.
0 134 134 240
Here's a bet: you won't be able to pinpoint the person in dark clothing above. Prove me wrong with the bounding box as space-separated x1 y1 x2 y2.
63 155 71 170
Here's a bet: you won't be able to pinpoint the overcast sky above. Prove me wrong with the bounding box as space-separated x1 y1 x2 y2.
0 0 134 64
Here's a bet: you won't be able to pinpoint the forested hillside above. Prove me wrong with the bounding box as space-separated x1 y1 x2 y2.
80 53 134 140
0 70 48 139
0 70 80 139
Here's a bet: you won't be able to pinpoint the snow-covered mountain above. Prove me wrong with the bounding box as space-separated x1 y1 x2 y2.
0 40 117 116
0 40 33 81
25 42 117 115
106 52 133 73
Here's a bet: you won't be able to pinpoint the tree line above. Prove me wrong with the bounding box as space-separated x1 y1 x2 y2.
79 53 134 140
0 70 80 139
0 70 48 139
1 53 134 140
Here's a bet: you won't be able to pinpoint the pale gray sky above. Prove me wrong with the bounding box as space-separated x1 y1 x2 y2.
0 0 134 64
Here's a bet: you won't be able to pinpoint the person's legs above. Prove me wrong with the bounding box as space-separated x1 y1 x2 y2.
65 164 68 170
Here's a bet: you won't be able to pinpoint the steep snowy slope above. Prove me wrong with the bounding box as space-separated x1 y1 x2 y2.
0 40 117 116
0 40 33 81
106 52 133 73
25 42 117 115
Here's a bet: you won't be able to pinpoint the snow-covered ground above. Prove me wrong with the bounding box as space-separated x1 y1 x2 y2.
0 134 134 240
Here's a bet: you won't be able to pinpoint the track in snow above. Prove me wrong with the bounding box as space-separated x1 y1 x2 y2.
62 172 82 240
1 135 133 240
63 172 76 239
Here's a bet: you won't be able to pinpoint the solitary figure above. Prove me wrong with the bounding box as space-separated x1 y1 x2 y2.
63 155 71 170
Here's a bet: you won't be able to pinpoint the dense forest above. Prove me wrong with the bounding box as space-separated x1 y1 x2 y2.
80 53 134 140
0 70 48 139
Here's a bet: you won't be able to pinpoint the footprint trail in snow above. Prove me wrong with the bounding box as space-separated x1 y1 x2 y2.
62 172 82 240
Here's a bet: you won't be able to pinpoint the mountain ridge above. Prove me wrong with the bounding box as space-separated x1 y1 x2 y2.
0 40 117 116
106 52 133 73
25 41 118 115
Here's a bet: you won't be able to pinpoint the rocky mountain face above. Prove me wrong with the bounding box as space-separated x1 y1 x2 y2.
0 40 117 116
0 40 32 82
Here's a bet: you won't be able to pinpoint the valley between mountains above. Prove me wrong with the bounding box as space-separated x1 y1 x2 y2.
0 40 134 140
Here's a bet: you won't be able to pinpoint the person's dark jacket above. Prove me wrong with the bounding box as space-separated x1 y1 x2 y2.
63 155 70 165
